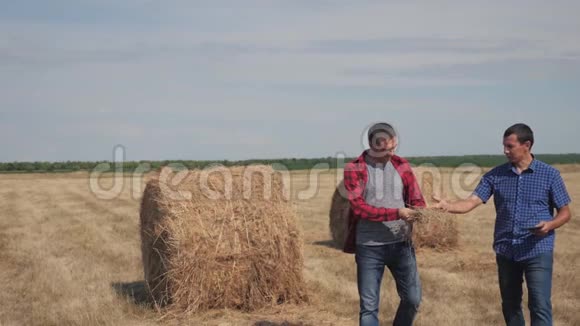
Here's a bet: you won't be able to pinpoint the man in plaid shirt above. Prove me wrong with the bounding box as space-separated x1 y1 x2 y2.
343 122 426 326
434 123 572 326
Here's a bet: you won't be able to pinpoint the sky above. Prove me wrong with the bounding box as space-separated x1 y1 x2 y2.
1 1 580 162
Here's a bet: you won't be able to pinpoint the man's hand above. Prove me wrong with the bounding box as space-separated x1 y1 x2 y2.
531 221 553 237
399 208 420 222
431 195 449 212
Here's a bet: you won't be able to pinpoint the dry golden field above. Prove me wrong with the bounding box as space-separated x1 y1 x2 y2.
0 167 578 326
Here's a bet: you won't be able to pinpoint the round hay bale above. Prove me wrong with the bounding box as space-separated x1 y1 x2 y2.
328 181 350 249
328 182 458 250
140 165 308 312
413 209 458 250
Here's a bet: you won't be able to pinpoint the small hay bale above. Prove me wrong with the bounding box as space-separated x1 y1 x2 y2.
140 165 308 313
328 181 349 249
328 183 458 250
413 208 458 250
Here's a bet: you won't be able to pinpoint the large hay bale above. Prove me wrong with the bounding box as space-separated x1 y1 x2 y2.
140 165 308 312
328 181 457 250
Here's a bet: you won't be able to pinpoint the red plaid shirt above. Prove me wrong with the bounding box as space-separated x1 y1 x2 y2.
342 151 426 253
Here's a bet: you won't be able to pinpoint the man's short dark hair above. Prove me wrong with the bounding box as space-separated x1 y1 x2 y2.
504 123 534 148
368 122 397 144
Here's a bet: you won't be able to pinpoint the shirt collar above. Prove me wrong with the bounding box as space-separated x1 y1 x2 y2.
528 156 538 171
508 154 537 174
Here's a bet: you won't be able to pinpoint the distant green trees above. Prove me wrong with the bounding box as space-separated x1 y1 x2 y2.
1 154 579 173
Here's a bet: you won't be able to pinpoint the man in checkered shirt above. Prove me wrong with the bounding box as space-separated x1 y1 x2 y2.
343 122 425 326
434 123 572 326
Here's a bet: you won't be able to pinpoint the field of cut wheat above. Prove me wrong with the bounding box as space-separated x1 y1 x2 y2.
0 167 578 326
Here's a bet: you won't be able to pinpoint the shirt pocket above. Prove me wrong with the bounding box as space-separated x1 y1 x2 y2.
493 176 516 202
527 185 552 220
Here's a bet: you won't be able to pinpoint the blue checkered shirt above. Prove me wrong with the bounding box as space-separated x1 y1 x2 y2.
473 159 571 261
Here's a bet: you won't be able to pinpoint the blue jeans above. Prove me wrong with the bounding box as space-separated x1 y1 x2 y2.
496 252 553 326
355 242 421 326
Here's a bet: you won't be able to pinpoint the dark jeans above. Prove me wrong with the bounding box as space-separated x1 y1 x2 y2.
496 252 553 326
355 242 421 326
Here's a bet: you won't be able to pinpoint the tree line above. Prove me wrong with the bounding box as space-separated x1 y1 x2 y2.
0 154 579 173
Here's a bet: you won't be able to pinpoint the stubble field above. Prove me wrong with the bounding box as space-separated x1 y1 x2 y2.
0 167 578 326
